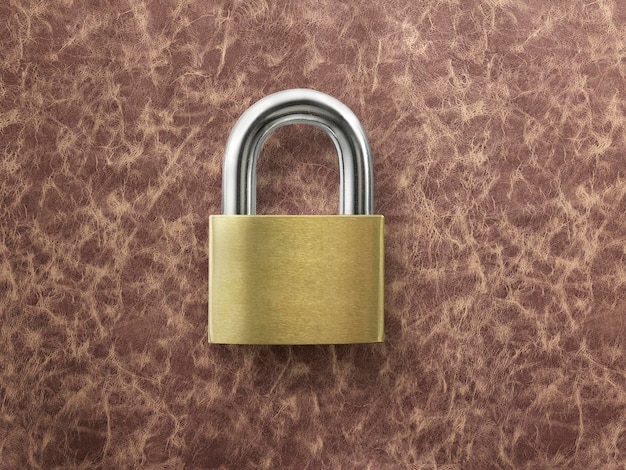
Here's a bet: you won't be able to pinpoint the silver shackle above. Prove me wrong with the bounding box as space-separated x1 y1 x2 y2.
222 89 374 215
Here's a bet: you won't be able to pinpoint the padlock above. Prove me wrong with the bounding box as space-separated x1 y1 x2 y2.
209 89 384 344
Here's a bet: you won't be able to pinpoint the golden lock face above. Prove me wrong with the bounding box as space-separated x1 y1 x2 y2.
208 89 384 345
209 215 384 344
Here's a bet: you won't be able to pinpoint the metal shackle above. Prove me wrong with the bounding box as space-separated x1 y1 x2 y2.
222 89 374 215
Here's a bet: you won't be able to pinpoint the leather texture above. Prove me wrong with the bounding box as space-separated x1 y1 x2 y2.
1 1 625 468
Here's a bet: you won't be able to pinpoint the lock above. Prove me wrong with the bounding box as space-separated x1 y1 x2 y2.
209 89 384 344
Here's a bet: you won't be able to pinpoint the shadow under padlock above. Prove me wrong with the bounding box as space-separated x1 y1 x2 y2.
209 89 384 345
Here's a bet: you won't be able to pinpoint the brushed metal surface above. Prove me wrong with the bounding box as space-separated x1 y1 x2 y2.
209 215 384 344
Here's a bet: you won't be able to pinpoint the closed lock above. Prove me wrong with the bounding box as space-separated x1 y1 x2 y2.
209 89 384 344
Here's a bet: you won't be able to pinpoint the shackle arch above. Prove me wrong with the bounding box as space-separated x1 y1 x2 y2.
221 89 373 215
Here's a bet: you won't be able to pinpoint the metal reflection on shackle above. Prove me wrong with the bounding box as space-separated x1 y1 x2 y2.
209 89 384 345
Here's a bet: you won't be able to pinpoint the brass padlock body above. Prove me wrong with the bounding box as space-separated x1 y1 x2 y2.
209 215 384 344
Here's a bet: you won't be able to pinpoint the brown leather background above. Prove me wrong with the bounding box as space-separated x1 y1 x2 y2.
2 1 625 468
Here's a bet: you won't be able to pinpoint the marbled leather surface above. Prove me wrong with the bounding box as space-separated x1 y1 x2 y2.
1 1 625 468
